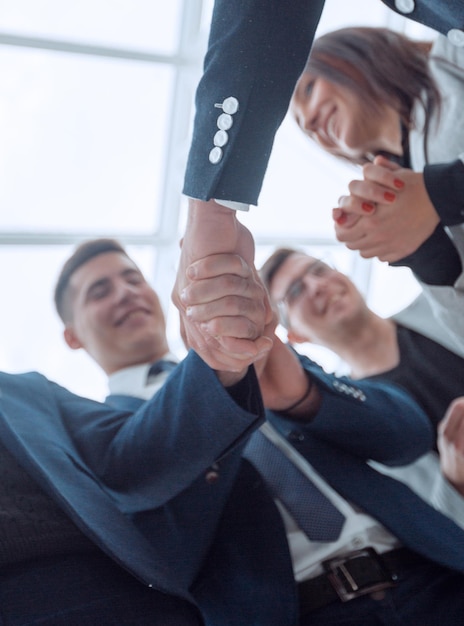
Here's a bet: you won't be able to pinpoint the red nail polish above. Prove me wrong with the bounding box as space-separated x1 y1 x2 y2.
335 213 347 225
393 178 404 189
384 191 396 202
362 202 375 213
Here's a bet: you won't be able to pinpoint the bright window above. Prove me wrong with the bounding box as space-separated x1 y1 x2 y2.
0 0 428 398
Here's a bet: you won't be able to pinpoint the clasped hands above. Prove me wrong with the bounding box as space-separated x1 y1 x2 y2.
333 155 440 262
172 198 313 413
172 199 273 387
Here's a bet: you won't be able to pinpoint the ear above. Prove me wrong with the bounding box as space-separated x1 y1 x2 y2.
63 326 83 351
287 329 310 345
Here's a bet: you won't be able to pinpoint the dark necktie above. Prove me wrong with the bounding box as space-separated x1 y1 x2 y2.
300 434 464 572
244 430 345 541
146 359 177 383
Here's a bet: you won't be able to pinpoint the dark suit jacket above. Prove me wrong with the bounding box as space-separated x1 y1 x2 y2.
0 350 263 616
109 354 453 626
381 0 464 37
2 348 462 625
183 0 464 206
195 357 464 625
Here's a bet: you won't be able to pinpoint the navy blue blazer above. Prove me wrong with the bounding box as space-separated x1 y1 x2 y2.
0 350 264 613
183 0 464 206
109 355 464 626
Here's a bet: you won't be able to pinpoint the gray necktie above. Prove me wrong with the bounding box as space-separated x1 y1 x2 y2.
244 430 345 541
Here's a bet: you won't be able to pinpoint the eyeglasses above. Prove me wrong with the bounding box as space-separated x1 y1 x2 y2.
276 259 334 328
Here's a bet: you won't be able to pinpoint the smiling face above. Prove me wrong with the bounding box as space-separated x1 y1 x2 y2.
268 252 368 346
291 72 402 163
63 251 169 374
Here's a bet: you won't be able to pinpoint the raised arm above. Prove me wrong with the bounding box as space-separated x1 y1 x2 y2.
174 1 326 364
267 353 434 467
175 225 273 376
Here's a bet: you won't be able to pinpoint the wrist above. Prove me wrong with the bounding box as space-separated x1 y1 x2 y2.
216 368 248 387
280 378 313 412
188 197 238 220
274 371 321 421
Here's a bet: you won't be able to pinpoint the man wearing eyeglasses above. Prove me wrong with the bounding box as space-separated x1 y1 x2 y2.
180 250 464 625
260 247 464 431
259 246 464 518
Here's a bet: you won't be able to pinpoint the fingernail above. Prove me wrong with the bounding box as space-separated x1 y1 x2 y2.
186 265 197 279
362 202 375 213
335 213 347 225
393 178 404 189
384 191 396 202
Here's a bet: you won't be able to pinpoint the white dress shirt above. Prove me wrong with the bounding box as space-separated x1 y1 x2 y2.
108 353 179 401
261 422 464 581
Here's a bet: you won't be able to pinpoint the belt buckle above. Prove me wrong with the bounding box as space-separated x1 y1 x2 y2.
322 548 397 602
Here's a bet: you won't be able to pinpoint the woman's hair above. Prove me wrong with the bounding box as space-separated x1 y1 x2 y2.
302 27 441 164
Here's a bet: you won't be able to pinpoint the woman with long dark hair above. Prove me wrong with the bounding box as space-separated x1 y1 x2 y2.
292 26 464 352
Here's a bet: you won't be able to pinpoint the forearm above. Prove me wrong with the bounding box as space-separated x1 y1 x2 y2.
270 370 322 421
268 357 434 464
66 351 265 509
424 158 464 226
183 0 325 205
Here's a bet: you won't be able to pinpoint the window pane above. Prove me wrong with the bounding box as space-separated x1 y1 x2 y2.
367 261 421 318
0 0 182 54
242 114 357 239
0 46 173 233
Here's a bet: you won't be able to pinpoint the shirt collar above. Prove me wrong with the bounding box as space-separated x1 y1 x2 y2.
108 352 179 399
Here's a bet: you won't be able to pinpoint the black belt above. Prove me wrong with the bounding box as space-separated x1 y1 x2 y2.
298 547 427 615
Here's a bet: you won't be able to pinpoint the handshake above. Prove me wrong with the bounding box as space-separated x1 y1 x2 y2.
172 198 315 415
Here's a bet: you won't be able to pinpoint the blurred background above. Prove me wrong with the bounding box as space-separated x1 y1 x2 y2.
0 0 435 399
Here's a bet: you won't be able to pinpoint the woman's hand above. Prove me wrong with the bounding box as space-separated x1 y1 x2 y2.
333 156 439 262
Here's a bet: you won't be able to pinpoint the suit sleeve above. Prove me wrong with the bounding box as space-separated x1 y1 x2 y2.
57 350 264 509
183 0 325 205
424 158 464 226
267 355 434 466
398 157 464 285
369 452 464 530
390 224 462 286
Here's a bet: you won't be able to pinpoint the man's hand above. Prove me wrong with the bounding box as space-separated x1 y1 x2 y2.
178 245 273 383
333 156 440 262
254 332 308 409
438 397 464 496
173 199 270 374
254 330 321 420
